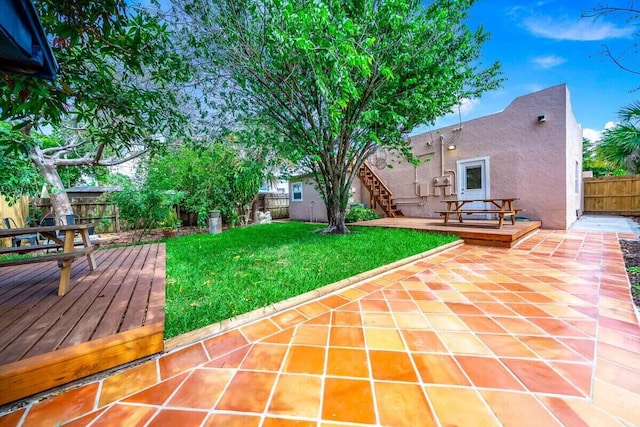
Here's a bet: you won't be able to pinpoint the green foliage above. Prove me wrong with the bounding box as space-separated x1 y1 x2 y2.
583 137 627 177
345 206 381 223
164 222 459 337
160 207 182 231
597 102 640 174
109 174 184 238
0 1 193 212
147 142 266 227
176 0 503 232
0 1 190 148
627 266 640 274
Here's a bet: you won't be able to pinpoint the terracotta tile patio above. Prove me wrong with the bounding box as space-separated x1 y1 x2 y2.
1 229 640 426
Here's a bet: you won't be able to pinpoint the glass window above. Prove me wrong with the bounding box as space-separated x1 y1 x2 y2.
291 182 303 202
259 182 270 192
466 166 482 190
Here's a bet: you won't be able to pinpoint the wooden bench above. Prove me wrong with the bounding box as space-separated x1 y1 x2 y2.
0 244 63 255
438 198 524 229
0 224 98 296
436 209 517 228
0 247 95 267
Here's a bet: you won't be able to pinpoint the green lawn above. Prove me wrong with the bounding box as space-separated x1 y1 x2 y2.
164 222 458 338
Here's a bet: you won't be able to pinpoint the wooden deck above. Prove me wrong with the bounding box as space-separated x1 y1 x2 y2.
0 244 166 406
352 217 542 247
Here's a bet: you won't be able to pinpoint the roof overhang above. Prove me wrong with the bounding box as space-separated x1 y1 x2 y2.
0 0 57 80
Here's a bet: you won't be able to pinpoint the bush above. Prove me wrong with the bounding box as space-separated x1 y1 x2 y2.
345 206 381 223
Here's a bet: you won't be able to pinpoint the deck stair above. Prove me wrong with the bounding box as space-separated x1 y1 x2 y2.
357 163 404 218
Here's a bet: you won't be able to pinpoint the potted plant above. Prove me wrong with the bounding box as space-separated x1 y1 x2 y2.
160 207 181 238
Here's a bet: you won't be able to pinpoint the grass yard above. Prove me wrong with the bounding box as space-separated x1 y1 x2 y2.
164 221 458 338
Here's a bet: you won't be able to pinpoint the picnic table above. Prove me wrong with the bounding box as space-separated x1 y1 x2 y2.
436 198 523 229
0 224 97 296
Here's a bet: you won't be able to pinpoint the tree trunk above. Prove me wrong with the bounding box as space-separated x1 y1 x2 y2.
29 146 74 223
321 176 350 234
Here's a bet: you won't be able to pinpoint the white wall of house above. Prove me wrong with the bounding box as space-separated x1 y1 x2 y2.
289 176 363 223
289 84 583 230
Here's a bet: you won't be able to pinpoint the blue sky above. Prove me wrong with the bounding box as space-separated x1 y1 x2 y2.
426 0 638 141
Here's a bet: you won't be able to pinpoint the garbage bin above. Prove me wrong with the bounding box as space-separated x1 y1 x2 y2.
209 211 221 234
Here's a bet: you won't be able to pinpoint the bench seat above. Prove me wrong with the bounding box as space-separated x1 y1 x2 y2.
435 210 516 215
0 247 95 267
0 244 62 255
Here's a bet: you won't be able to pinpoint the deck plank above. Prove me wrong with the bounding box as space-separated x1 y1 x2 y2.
0 249 121 361
120 244 160 330
146 244 166 326
0 244 166 405
0 263 96 354
90 245 149 340
24 247 137 357
55 246 143 348
352 217 541 247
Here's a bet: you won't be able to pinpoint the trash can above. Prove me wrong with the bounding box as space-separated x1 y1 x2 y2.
209 211 221 234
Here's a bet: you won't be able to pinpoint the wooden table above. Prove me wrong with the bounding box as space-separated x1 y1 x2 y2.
0 224 97 296
437 198 521 229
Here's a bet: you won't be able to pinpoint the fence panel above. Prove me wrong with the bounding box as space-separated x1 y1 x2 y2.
584 175 640 215
257 193 289 219
0 196 30 247
33 199 121 233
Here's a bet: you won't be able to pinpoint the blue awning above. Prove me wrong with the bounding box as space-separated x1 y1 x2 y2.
0 0 57 80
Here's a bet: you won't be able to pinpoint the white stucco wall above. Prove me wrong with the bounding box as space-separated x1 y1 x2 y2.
371 84 580 229
289 84 582 230
564 87 584 228
288 176 363 223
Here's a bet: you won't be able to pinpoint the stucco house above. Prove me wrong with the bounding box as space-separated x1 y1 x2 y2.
289 84 583 230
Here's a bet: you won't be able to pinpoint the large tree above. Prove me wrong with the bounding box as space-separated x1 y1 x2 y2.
0 1 191 220
582 3 640 83
177 0 503 233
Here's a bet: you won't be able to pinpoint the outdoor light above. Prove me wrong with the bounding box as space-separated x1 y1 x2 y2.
447 144 456 151
537 115 546 123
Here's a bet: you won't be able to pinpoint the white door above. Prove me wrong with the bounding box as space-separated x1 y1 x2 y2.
457 157 489 213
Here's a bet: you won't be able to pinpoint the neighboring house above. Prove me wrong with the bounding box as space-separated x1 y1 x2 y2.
259 179 289 194
289 84 583 229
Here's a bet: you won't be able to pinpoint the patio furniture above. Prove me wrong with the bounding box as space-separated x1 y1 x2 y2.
436 198 524 229
2 217 38 247
0 223 97 296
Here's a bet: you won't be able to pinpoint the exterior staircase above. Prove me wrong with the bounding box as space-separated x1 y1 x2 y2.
357 163 404 218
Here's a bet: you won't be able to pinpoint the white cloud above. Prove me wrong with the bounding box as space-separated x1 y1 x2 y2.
583 121 617 142
523 16 634 41
583 127 602 142
531 54 566 69
457 98 480 116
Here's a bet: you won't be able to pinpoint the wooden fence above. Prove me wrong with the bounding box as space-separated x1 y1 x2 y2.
33 199 121 233
583 175 640 215
2 192 289 239
0 196 31 247
257 193 289 219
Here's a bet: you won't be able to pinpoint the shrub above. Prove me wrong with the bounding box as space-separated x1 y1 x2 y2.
345 206 380 223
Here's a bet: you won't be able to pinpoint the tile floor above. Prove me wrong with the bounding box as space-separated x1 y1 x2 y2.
1 229 639 426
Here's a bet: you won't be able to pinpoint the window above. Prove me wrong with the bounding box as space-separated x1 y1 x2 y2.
291 182 303 202
259 182 270 192
466 166 482 190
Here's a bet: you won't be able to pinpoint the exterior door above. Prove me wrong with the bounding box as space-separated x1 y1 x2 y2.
457 157 489 213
